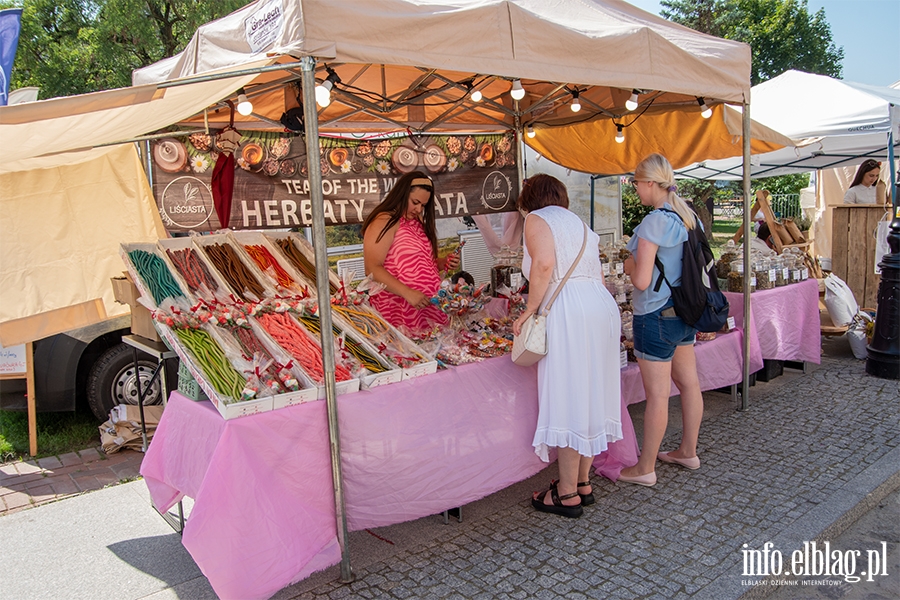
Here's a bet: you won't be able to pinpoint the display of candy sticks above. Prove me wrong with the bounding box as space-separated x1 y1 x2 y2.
165 247 219 294
256 311 353 384
127 249 185 304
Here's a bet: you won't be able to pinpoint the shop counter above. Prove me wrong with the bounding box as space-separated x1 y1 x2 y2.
141 328 756 599
723 278 821 364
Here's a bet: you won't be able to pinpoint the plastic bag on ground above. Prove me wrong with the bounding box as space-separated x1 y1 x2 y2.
823 274 858 327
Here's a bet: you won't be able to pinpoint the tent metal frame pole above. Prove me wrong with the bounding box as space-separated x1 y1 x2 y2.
300 56 354 583
740 102 752 411
156 60 305 89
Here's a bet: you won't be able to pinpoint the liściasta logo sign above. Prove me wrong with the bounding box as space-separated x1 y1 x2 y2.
741 541 890 587
481 171 512 211
245 0 283 53
159 176 213 230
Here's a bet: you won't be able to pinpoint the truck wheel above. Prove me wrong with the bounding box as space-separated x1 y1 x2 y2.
86 343 164 421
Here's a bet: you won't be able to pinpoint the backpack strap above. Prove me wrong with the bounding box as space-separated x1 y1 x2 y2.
650 207 680 293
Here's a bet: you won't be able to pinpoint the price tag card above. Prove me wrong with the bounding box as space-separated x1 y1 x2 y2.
726 316 736 331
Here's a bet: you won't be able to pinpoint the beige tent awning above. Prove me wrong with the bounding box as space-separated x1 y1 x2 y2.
129 0 755 141
0 60 269 169
0 145 166 345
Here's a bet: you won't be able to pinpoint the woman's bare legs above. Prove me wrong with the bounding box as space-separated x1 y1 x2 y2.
535 447 585 506
620 358 673 477
667 344 702 459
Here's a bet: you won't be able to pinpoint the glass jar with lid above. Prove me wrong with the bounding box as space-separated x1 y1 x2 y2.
756 256 774 290
728 261 754 293
490 245 523 297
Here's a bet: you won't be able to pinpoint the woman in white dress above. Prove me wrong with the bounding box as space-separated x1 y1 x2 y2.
513 174 622 519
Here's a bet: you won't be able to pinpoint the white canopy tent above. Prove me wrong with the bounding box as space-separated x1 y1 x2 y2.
674 70 900 180
672 70 899 260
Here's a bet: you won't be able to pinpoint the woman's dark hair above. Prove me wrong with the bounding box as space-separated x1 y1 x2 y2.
361 170 438 258
849 159 881 188
516 173 569 212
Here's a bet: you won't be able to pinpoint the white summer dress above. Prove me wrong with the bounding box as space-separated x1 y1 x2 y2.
522 205 623 461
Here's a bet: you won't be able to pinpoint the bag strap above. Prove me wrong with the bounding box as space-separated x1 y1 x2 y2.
651 207 683 293
543 222 589 314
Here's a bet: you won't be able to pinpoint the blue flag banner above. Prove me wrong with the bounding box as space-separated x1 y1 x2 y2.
0 8 23 106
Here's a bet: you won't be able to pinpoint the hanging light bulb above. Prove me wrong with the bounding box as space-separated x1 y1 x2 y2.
697 97 713 118
625 89 640 112
526 125 536 138
236 88 253 116
570 90 581 113
470 88 483 102
315 68 341 108
510 79 525 101
615 124 625 144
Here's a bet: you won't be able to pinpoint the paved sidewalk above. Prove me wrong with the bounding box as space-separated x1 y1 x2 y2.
0 447 143 514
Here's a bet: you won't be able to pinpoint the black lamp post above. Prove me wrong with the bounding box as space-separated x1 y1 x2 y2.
866 173 900 379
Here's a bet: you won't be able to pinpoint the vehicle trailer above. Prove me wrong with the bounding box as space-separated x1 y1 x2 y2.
0 315 176 421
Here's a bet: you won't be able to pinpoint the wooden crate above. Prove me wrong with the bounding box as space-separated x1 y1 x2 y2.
831 205 884 309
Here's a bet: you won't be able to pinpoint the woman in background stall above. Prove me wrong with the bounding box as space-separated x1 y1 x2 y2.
362 171 458 334
843 159 883 205
620 154 704 487
513 174 621 519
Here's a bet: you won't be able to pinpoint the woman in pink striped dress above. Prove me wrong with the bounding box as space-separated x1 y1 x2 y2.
362 172 458 334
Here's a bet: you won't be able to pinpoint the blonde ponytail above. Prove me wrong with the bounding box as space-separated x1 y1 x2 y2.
668 191 697 230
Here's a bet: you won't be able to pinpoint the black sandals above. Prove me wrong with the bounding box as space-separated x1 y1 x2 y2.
531 485 583 519
577 481 595 506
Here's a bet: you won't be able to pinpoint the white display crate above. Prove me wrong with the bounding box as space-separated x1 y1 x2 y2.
156 322 274 420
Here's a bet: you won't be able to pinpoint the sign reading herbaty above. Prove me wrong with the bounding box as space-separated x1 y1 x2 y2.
150 132 519 233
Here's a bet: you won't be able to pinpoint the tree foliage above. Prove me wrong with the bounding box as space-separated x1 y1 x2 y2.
660 0 839 205
5 0 250 98
621 185 653 237
661 0 843 85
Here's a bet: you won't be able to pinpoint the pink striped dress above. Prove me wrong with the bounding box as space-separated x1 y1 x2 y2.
370 217 449 333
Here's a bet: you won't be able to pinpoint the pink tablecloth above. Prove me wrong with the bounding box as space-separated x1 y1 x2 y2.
141 330 755 599
723 278 821 364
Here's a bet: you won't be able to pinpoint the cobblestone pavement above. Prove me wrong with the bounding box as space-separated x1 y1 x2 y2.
275 340 899 600
0 447 144 515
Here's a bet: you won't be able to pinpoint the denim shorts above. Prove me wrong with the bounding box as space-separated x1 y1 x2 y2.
633 301 697 362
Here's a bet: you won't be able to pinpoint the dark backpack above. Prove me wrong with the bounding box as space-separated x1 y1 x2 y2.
653 208 730 333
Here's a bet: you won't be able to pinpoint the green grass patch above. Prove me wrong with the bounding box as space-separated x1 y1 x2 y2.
0 409 99 463
709 217 742 259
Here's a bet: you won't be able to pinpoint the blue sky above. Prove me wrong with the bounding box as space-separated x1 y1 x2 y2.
625 0 900 87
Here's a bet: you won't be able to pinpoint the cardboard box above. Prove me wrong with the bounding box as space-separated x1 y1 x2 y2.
110 273 161 342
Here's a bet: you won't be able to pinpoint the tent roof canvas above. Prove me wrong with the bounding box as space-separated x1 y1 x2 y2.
134 0 752 103
675 70 900 180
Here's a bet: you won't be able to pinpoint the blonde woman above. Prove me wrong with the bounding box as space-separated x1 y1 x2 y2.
619 154 703 486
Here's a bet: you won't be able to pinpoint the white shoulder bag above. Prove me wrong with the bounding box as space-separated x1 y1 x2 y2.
512 222 588 366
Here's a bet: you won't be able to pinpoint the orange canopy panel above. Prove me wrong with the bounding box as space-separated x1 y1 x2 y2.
525 104 790 175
